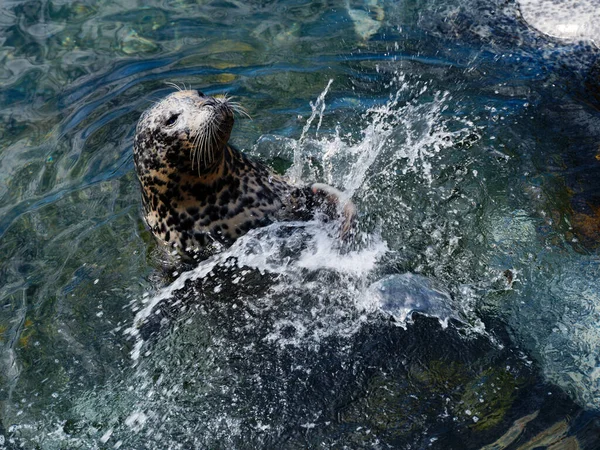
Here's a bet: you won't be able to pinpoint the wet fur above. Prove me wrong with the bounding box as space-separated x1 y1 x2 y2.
133 90 335 259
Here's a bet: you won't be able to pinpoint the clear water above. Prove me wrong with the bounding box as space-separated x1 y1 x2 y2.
1 0 600 448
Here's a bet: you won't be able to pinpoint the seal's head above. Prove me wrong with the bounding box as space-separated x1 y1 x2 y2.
134 89 236 176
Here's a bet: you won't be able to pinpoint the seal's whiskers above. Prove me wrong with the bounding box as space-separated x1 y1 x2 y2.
191 129 202 173
165 81 183 91
229 103 252 119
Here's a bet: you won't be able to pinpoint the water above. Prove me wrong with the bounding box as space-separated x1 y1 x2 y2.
1 0 600 448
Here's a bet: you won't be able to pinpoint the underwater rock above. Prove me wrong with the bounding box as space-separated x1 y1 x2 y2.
120 29 158 55
346 0 385 41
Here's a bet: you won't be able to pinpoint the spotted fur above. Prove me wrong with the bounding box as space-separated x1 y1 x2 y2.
133 89 340 258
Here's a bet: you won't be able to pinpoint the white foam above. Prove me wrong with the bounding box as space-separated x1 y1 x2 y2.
126 221 389 357
295 228 388 276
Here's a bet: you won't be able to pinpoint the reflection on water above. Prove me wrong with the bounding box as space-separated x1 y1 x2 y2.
1 0 600 448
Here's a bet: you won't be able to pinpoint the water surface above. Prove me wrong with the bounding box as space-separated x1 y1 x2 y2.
1 0 600 448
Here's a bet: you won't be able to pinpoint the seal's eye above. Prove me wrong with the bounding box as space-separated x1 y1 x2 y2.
165 113 180 127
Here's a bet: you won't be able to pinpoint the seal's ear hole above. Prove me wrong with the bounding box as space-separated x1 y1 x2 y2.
165 113 180 127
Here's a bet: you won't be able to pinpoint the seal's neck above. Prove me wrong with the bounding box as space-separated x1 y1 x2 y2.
191 150 226 184
183 143 242 186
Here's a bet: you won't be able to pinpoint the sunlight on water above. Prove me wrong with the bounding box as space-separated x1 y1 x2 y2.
518 0 600 44
2 0 600 448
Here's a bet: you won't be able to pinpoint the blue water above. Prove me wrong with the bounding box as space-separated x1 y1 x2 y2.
1 0 600 448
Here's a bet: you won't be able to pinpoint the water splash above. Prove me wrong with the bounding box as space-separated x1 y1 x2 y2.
365 273 460 329
126 221 389 357
127 77 479 357
288 78 334 184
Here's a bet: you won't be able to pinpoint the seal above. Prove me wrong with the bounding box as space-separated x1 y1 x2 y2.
133 89 355 259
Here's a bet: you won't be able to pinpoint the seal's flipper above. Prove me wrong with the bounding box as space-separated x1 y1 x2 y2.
311 183 357 240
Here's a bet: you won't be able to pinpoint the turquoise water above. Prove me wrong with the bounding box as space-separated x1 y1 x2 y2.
1 0 600 448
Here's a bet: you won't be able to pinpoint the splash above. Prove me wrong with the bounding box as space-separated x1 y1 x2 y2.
281 75 476 199
125 77 483 359
127 77 479 354
126 221 390 355
365 273 460 329
65 78 493 449
288 78 334 184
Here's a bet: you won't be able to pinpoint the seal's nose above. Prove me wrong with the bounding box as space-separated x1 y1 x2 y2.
196 90 205 97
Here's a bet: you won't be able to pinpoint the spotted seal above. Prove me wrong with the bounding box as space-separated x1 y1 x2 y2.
133 89 355 259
